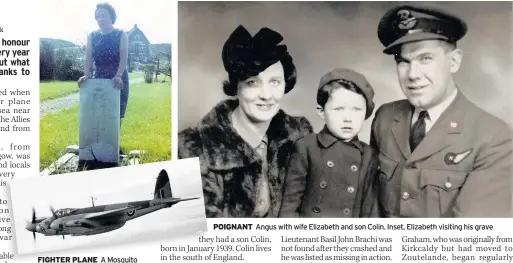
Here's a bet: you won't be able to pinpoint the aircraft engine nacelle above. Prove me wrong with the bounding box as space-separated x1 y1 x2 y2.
64 220 82 227
42 229 58 236
61 219 98 229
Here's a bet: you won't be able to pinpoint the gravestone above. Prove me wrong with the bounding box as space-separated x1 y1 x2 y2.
78 79 120 170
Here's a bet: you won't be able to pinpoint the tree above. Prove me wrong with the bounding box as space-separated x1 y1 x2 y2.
40 40 55 81
152 47 171 82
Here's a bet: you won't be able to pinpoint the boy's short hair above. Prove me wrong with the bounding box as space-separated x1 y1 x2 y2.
317 79 365 108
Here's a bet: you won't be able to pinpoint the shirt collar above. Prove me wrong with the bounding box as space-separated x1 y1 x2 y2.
317 126 364 153
231 106 270 149
414 88 458 124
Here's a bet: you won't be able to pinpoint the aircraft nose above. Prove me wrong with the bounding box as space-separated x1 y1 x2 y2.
26 224 36 232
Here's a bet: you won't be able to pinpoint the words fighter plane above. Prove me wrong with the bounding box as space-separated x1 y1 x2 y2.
25 169 199 239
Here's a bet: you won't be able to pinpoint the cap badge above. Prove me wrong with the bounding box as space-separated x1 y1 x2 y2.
397 10 417 30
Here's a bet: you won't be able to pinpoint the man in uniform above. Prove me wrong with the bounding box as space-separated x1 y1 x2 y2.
371 4 513 217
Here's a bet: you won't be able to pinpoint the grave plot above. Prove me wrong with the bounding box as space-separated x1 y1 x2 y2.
78 79 120 169
40 79 145 175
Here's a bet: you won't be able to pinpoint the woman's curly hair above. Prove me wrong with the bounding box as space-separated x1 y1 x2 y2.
96 3 117 24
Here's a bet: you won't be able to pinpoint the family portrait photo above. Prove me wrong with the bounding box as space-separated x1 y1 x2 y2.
177 1 512 219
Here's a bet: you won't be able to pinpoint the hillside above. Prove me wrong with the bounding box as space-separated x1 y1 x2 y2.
40 38 76 49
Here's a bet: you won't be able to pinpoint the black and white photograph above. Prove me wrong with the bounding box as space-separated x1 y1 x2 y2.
9 158 206 255
177 2 512 218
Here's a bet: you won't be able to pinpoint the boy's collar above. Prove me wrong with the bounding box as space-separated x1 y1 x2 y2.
317 126 363 152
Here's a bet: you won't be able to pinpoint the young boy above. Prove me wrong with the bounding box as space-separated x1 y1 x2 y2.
279 68 380 218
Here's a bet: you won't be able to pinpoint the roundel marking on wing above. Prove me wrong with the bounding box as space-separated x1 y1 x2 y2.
127 209 136 217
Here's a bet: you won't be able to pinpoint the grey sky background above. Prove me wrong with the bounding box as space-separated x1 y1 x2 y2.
177 1 512 143
9 158 206 255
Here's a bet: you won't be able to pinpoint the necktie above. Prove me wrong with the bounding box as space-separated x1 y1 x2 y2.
410 110 429 152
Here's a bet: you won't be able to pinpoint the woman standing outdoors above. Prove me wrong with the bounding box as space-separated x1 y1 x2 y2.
78 3 129 123
178 25 313 218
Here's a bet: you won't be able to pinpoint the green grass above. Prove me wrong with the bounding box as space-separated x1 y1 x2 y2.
39 81 172 171
40 73 146 102
40 81 78 101
39 105 80 170
128 71 144 79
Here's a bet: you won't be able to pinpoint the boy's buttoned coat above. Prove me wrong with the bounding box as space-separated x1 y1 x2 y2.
280 127 380 218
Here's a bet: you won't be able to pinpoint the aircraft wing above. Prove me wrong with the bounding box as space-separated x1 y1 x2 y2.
172 197 200 202
83 206 140 221
151 197 200 206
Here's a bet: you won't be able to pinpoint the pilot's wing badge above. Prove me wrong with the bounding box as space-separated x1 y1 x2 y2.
444 149 473 165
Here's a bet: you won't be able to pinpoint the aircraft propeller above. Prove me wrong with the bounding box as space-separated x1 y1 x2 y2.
48 206 66 239
26 206 62 241
32 207 36 223
26 207 37 241
50 206 57 218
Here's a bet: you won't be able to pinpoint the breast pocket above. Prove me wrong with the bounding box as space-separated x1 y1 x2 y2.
377 152 399 216
420 169 467 217
378 152 398 181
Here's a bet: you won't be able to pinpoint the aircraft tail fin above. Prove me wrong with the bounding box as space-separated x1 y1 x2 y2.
154 169 173 199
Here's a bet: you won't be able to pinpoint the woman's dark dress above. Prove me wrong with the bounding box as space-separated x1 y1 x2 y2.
91 29 129 118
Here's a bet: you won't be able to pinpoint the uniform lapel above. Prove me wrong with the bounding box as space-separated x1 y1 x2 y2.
391 104 413 159
408 91 466 162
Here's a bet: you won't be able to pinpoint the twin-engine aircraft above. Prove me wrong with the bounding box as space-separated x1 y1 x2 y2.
25 169 200 239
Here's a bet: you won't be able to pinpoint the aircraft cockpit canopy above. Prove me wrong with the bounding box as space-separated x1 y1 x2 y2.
55 208 77 217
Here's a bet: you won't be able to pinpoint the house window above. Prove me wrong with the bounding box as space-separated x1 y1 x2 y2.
133 43 140 54
134 35 140 41
140 44 146 52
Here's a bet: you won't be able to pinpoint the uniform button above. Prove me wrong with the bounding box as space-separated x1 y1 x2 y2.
312 206 321 213
320 181 327 189
347 186 355 193
259 199 265 205
343 208 351 215
401 192 410 200
327 161 334 168
445 182 452 189
350 165 358 172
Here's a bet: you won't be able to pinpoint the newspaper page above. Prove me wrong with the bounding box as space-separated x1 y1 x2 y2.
1 1 513 263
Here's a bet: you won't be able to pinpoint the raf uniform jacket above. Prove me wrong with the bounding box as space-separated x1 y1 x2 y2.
371 91 513 217
178 99 313 218
279 127 380 218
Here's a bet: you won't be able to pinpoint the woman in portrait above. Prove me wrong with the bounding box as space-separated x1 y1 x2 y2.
178 25 313 218
78 2 129 122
